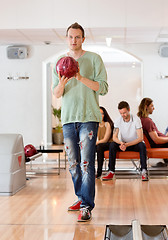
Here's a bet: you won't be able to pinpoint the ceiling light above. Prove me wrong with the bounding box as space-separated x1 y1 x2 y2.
106 38 112 47
132 62 136 68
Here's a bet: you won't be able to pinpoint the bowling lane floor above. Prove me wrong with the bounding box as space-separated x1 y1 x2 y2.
0 156 168 239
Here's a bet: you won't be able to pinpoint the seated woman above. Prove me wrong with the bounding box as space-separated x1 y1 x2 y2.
96 106 114 179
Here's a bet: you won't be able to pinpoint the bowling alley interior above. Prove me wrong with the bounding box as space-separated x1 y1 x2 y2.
1 0 168 239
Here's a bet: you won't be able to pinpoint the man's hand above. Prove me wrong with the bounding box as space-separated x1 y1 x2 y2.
58 72 69 86
119 142 126 151
74 64 82 81
73 64 99 91
54 72 71 98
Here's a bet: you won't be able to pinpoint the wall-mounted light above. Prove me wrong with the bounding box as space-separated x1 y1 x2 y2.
7 73 29 80
158 72 168 79
106 37 112 47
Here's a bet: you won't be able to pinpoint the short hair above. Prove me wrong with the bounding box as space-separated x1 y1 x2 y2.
66 22 85 38
118 101 130 110
137 97 153 118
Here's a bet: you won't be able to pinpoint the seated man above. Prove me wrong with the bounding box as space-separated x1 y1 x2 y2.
137 97 168 166
102 101 148 181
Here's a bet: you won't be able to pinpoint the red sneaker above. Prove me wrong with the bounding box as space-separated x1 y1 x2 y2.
68 200 82 211
141 170 149 181
102 171 115 181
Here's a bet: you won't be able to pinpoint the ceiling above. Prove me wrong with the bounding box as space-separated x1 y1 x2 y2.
0 26 168 46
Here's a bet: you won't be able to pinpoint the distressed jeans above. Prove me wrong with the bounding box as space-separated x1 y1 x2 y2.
63 122 98 211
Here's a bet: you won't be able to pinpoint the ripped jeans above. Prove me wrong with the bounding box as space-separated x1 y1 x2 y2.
63 122 98 211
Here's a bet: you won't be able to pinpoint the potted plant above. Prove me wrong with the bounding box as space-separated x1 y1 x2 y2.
52 106 63 145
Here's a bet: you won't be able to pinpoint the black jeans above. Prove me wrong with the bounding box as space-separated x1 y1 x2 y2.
96 142 111 177
152 142 168 163
153 142 168 148
109 141 147 172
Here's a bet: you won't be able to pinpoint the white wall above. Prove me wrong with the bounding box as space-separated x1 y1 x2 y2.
100 63 141 121
0 43 168 146
0 45 64 146
124 43 168 132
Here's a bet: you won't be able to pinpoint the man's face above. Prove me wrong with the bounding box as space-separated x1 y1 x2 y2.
146 102 154 115
119 108 130 122
67 28 85 51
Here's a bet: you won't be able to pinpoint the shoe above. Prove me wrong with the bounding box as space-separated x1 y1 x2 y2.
95 174 101 179
68 200 82 211
152 162 167 168
163 159 168 164
77 207 92 222
141 170 149 181
102 171 115 181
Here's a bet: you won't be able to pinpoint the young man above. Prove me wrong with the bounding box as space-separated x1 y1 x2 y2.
137 97 168 166
102 101 148 181
52 23 108 222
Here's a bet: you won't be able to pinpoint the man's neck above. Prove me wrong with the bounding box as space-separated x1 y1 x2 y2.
68 49 84 60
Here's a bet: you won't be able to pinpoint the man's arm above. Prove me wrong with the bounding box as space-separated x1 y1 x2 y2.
144 117 168 144
75 71 99 91
113 128 122 144
125 128 143 148
53 73 69 98
53 71 99 98
75 55 108 94
113 128 128 151
149 131 168 144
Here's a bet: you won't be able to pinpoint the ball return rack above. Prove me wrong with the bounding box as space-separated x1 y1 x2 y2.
105 219 168 240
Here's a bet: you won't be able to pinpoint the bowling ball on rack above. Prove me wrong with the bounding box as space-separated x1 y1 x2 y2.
24 144 37 158
56 56 78 78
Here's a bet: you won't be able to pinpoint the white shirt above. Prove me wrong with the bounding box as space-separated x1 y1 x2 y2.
114 114 142 143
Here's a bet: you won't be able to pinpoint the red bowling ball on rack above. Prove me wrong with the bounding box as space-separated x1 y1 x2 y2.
24 144 37 158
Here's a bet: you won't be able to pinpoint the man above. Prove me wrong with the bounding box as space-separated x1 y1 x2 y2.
137 97 168 166
52 23 108 222
102 101 148 181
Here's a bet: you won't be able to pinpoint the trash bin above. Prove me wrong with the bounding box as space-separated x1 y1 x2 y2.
0 134 26 196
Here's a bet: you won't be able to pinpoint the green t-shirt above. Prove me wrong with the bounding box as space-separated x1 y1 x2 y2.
52 51 108 125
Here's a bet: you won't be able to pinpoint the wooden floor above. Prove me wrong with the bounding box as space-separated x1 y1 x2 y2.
0 155 168 239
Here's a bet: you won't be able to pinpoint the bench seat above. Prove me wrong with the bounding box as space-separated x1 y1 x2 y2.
146 148 168 159
103 134 168 177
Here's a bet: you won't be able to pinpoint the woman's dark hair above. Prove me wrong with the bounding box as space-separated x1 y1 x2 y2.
100 106 114 138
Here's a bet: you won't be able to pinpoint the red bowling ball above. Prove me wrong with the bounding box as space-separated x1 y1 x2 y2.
56 56 78 78
24 144 37 158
